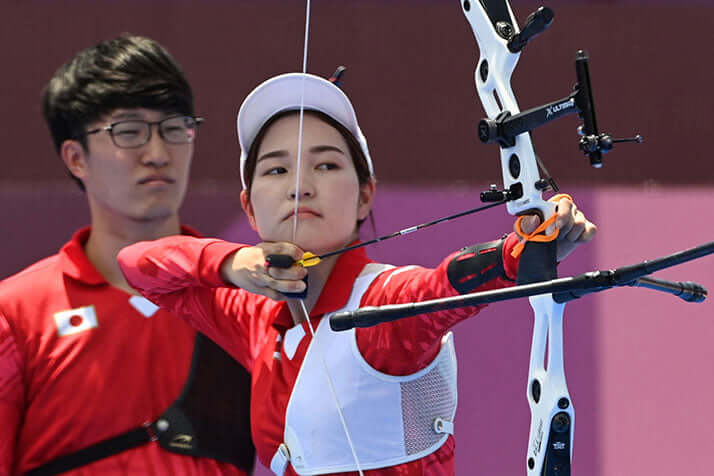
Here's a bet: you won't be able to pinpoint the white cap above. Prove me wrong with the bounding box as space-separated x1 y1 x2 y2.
237 72 374 189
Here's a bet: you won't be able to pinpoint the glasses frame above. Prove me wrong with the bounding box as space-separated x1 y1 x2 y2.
85 115 204 149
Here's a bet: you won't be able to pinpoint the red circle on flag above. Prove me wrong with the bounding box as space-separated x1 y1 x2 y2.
69 315 83 327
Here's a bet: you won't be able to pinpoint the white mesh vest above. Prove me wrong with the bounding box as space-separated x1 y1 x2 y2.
270 263 458 475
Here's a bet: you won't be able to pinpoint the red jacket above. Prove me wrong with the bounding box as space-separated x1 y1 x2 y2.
0 228 247 476
118 234 520 475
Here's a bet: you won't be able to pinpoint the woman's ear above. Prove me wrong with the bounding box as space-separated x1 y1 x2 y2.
240 189 258 231
357 178 376 221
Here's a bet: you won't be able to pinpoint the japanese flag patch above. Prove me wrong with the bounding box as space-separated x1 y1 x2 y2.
54 305 98 337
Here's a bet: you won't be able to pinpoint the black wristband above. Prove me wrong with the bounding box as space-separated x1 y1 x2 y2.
447 238 506 294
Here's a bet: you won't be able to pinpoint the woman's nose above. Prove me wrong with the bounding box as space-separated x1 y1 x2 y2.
288 171 315 199
289 187 313 199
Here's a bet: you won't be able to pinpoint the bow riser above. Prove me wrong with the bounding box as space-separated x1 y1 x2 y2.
462 1 551 219
462 2 573 475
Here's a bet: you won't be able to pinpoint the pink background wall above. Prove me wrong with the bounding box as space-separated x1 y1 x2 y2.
593 187 714 475
2 1 713 475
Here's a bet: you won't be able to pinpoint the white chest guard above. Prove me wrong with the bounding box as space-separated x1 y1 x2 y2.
271 263 458 475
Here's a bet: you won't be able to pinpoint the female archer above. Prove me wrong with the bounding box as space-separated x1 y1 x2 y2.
118 72 595 475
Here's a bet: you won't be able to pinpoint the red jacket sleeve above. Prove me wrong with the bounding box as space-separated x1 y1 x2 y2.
356 233 520 375
0 312 23 474
117 236 264 370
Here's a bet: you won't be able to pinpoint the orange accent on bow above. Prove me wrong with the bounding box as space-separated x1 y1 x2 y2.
511 193 573 258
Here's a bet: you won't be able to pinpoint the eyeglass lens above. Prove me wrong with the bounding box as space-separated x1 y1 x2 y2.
111 116 198 148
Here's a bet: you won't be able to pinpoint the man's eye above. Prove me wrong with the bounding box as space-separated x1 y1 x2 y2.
115 128 141 136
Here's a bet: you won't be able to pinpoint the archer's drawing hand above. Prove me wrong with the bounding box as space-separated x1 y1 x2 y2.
221 242 307 300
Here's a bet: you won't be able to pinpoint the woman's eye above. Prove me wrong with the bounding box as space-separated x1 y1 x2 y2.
316 162 339 171
265 166 287 175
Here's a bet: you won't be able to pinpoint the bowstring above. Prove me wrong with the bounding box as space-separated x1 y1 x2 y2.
292 1 365 473
292 0 309 241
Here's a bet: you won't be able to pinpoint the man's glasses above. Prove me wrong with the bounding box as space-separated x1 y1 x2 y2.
86 115 204 149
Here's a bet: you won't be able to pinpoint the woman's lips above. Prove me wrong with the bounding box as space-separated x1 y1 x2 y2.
138 175 175 185
284 207 321 220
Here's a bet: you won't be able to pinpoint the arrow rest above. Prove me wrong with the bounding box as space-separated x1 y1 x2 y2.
480 182 524 203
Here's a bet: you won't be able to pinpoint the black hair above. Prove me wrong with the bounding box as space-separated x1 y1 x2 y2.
42 34 194 189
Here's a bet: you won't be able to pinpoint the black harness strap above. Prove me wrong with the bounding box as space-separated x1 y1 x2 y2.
24 333 255 475
24 424 155 475
155 332 255 470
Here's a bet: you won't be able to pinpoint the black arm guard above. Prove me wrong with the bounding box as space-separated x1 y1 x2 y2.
447 238 509 294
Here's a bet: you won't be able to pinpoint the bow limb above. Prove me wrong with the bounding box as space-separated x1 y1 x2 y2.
461 2 573 475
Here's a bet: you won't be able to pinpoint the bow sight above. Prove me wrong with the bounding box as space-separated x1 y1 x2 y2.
473 5 642 207
477 49 642 168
